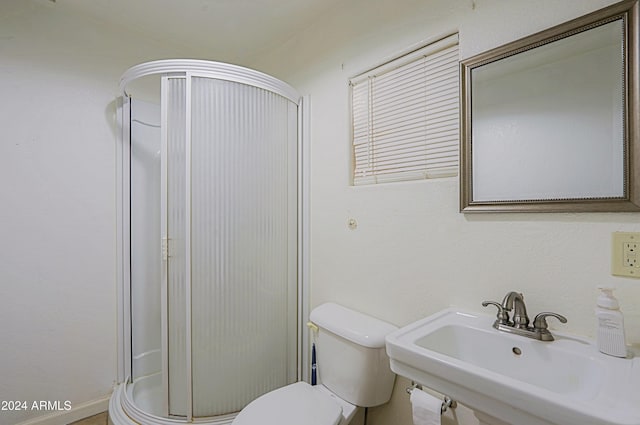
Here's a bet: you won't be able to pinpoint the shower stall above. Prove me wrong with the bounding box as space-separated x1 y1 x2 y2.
110 60 308 425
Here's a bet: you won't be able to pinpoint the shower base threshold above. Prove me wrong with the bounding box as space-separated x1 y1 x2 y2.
109 379 238 425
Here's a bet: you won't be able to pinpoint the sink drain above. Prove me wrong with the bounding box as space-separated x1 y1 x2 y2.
512 347 522 356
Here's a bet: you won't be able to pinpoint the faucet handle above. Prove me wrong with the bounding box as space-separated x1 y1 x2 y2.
482 301 512 325
532 312 567 341
533 312 567 330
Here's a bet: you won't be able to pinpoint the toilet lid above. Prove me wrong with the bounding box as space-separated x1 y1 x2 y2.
232 382 342 425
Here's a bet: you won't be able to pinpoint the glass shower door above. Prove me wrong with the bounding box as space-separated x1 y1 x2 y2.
164 76 188 417
129 98 163 415
162 75 299 418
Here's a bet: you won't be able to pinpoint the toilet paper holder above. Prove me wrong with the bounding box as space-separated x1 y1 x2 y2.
406 382 457 414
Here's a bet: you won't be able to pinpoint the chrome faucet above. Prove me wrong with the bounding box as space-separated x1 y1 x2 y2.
482 291 567 341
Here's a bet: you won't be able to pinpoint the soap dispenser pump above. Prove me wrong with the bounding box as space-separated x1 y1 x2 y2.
595 286 627 358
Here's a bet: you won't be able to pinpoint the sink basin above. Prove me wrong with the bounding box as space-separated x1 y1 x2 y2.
385 308 640 425
414 323 604 398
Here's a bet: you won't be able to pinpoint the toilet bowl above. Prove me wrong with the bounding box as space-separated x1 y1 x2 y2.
232 382 356 425
231 303 398 425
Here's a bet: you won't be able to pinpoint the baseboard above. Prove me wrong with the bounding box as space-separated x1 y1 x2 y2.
15 394 111 425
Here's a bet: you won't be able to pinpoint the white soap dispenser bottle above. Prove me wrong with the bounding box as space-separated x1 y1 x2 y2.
595 286 627 358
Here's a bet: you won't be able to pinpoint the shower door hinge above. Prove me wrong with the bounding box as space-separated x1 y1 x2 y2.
162 236 169 261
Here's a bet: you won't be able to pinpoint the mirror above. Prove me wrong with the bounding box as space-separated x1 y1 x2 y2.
460 0 639 212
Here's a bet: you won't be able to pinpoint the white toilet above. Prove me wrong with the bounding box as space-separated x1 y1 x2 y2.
232 302 398 425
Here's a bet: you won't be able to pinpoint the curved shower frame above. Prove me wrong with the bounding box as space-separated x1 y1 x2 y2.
114 60 310 424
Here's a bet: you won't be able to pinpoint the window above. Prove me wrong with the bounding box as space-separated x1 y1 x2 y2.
350 34 459 185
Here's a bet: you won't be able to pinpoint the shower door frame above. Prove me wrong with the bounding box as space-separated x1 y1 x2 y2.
115 60 311 422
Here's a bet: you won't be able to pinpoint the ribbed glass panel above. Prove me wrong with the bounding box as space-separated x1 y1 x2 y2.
351 39 459 185
166 77 188 417
189 77 297 417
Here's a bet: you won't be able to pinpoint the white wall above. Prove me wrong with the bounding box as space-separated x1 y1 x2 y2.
0 2 201 424
248 1 640 424
2 1 638 424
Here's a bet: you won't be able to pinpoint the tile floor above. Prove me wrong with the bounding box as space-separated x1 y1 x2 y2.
68 411 109 425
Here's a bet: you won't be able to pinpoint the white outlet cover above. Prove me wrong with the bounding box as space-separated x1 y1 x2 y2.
611 232 640 278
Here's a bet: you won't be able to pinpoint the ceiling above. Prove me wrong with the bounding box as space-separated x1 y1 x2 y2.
48 0 344 64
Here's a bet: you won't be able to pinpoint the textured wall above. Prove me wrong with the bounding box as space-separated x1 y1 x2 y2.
248 1 640 424
0 2 200 424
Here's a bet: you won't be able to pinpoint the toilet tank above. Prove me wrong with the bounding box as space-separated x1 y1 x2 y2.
309 303 398 407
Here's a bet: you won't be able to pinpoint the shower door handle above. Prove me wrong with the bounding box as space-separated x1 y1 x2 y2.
162 236 169 261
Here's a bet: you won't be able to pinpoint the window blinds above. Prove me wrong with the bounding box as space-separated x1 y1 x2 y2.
351 34 459 185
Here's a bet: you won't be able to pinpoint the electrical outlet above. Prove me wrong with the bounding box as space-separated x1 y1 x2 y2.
612 232 640 278
624 242 638 267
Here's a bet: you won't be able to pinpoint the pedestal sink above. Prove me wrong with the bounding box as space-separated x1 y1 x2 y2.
385 308 640 425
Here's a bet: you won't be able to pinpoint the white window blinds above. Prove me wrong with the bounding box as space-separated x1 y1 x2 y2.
351 34 459 185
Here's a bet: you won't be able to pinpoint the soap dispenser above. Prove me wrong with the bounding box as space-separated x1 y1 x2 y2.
595 286 627 358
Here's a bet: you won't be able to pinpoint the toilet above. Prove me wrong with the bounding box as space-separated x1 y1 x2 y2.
232 302 398 425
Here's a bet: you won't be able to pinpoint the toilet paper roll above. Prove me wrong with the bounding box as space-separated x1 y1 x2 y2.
410 388 442 425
